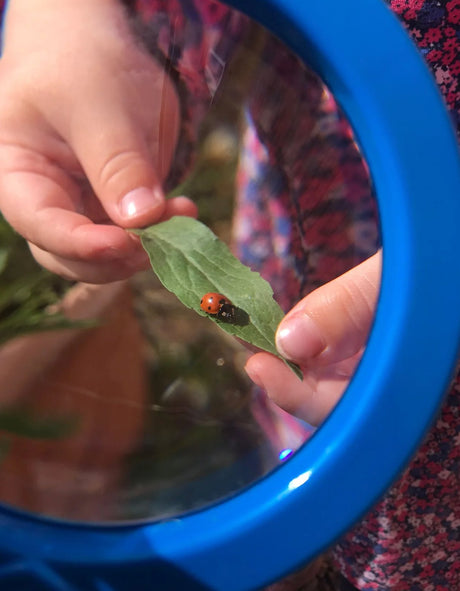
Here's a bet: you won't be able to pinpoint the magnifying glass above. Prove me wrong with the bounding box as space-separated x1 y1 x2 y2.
0 0 459 589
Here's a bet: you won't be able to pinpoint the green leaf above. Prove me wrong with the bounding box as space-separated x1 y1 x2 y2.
135 216 301 379
0 213 91 345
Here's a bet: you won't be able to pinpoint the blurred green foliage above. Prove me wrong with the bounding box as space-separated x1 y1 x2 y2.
0 214 87 346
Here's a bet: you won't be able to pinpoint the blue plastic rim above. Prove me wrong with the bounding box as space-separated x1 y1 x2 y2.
1 0 460 590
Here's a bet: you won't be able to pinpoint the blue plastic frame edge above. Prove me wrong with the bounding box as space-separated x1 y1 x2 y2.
1 1 459 590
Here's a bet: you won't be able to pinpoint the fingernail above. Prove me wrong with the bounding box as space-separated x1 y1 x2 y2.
276 313 325 362
244 362 264 388
119 187 163 219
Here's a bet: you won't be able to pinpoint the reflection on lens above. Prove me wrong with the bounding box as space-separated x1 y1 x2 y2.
0 1 380 524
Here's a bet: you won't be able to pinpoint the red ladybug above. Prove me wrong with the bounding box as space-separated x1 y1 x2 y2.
200 292 236 322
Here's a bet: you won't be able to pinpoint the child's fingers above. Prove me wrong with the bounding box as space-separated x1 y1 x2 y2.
0 167 139 261
275 251 382 368
28 243 150 284
0 159 198 283
27 197 198 283
245 352 350 426
61 71 180 230
28 196 199 283
160 196 199 222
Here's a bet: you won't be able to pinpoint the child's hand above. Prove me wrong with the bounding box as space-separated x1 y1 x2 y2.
245 251 382 426
0 0 196 283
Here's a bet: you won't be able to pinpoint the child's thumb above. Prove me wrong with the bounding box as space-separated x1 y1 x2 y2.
276 251 382 367
83 124 167 228
70 86 179 229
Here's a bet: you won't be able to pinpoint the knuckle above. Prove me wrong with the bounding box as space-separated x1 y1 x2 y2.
97 148 149 196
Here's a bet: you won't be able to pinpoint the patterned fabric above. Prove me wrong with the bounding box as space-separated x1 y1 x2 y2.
334 373 460 591
390 0 460 139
